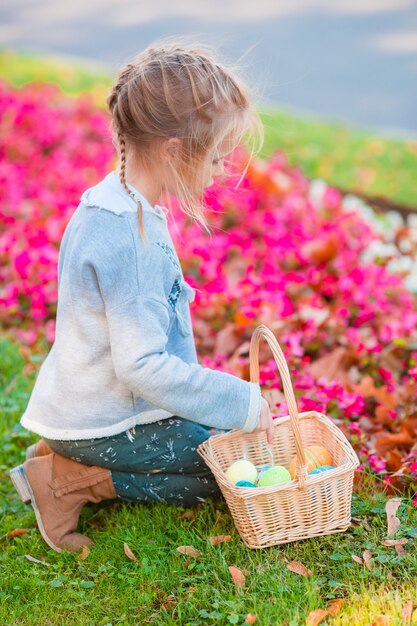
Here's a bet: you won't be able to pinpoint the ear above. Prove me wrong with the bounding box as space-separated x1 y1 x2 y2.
162 137 181 165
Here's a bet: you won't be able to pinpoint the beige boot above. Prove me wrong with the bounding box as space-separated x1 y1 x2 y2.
26 439 54 460
9 453 117 553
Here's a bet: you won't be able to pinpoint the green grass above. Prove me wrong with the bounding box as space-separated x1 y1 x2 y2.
2 337 417 625
1 47 417 207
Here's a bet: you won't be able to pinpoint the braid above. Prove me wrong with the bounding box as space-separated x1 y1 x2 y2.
117 130 147 243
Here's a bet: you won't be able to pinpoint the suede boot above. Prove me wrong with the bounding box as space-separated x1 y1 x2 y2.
26 439 53 460
9 452 117 553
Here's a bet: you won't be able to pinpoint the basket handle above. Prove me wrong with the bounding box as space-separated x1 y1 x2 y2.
249 324 309 488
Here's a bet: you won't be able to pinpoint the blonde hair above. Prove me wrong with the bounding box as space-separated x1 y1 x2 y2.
106 36 265 243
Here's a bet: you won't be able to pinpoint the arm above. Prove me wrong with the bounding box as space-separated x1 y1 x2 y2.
88 210 261 431
106 293 261 431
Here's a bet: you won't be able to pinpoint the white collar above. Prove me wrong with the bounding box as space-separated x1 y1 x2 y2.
80 170 168 220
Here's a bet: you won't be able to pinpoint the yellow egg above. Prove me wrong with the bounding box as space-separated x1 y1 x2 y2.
225 459 258 485
289 445 333 479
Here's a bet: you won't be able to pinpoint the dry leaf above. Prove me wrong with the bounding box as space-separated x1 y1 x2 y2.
309 346 353 386
372 617 390 626
24 554 51 567
228 565 246 588
123 542 138 562
301 235 338 264
385 498 402 536
401 599 413 624
208 535 232 545
179 511 194 521
177 545 201 558
382 536 408 555
402 599 413 623
77 545 90 560
286 560 312 576
352 554 364 564
245 614 258 624
326 599 344 616
351 516 372 531
363 550 374 571
395 543 408 556
1 528 31 540
382 538 408 547
306 609 329 625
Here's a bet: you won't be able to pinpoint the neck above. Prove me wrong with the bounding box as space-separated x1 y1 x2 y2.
116 163 161 209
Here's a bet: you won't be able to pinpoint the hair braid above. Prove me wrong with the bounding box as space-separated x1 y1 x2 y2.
117 130 147 243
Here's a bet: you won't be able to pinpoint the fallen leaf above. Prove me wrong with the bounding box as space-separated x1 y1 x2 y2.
179 511 194 521
77 545 90 560
209 535 232 545
0 528 31 540
177 545 201 558
309 346 353 386
286 561 312 576
245 614 258 624
354 375 380 398
384 449 403 473
382 536 408 556
395 543 408 556
306 608 329 625
351 516 372 531
352 554 364 564
374 427 414 456
363 550 374 571
326 599 344 616
373 385 398 410
382 538 408 547
402 599 413 623
24 554 51 567
385 498 402 536
124 542 138 562
228 565 246 588
301 235 338 264
372 617 390 626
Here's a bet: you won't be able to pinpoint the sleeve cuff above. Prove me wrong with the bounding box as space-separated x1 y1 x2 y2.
241 382 262 432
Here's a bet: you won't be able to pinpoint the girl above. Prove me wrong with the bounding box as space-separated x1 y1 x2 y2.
9 38 274 554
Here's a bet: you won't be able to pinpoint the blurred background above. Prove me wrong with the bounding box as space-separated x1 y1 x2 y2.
1 0 416 135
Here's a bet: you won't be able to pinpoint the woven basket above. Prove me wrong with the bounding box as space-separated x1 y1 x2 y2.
197 324 360 549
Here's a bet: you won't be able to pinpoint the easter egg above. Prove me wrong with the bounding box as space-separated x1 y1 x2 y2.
236 480 257 488
257 465 292 487
256 465 272 483
289 445 333 479
225 459 258 485
309 465 334 475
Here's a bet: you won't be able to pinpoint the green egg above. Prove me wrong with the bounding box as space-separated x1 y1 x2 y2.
257 465 292 487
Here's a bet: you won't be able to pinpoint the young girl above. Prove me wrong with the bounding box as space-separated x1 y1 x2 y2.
9 38 274 554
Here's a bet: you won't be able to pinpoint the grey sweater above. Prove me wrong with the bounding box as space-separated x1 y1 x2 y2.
20 171 262 440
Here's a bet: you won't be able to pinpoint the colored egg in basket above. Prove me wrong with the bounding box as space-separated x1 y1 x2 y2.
289 445 333 478
225 459 258 485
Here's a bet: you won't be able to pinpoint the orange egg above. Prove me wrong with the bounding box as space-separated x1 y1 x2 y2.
289 445 333 478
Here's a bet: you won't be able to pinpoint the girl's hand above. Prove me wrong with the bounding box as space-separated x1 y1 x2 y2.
252 396 275 445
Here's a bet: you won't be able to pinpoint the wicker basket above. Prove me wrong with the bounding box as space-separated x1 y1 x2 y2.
197 324 360 549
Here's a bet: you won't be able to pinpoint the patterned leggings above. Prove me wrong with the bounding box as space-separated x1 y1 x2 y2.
43 417 226 507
